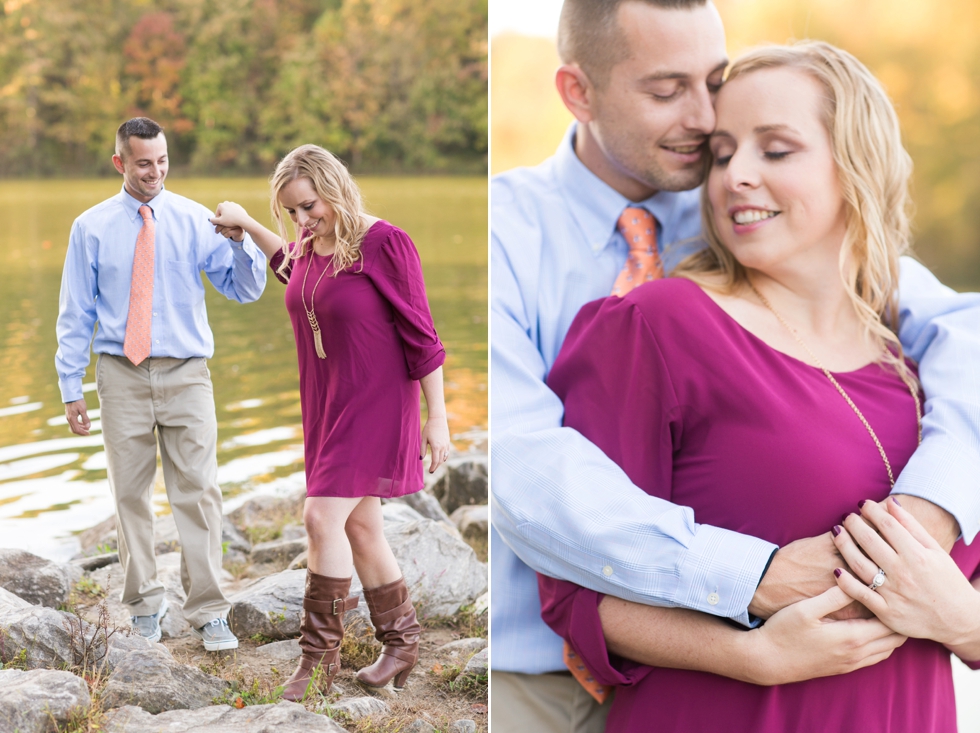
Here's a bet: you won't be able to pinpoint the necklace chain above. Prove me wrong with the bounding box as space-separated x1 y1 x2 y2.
301 251 331 359
748 281 921 488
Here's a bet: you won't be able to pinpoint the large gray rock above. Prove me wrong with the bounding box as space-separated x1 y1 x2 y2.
0 585 32 614
252 638 301 663
103 701 346 732
229 570 306 639
86 551 195 639
223 517 253 553
428 456 488 515
251 537 308 566
0 668 90 733
327 696 390 719
0 600 161 673
230 518 486 634
78 514 118 554
387 490 457 531
451 721 477 733
0 548 82 608
101 647 231 713
449 504 488 541
384 519 487 617
0 605 88 670
227 491 305 534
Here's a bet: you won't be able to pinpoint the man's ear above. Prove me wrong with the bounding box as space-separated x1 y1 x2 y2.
111 154 125 175
555 64 597 124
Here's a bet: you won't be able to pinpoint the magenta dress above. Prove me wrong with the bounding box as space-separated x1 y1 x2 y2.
270 220 445 498
540 277 980 733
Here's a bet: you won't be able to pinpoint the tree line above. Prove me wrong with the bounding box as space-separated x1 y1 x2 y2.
0 0 488 176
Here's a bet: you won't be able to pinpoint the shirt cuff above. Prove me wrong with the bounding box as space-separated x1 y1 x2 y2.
672 524 778 627
59 378 84 404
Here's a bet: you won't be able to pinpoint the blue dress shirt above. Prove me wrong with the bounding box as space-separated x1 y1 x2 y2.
56 186 267 403
490 124 980 674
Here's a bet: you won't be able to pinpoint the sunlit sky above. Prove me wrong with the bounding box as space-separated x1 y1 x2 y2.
490 0 563 37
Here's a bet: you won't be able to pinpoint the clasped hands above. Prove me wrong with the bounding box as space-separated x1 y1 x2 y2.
210 201 249 241
742 496 973 685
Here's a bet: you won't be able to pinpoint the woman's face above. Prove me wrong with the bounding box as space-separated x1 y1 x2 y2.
707 67 847 277
279 177 337 239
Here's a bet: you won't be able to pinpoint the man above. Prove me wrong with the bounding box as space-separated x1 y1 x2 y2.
490 2 980 731
56 117 267 651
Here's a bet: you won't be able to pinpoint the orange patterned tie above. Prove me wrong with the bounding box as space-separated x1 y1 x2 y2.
564 641 612 704
123 205 155 366
611 207 661 296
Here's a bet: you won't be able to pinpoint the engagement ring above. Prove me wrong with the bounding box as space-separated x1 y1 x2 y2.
869 568 886 591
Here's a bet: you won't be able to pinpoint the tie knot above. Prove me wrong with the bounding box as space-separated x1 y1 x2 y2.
617 207 656 254
139 205 153 222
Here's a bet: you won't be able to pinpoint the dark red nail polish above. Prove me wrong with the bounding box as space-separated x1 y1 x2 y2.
841 514 849 523
858 500 867 508
832 525 842 537
834 568 842 578
892 496 902 507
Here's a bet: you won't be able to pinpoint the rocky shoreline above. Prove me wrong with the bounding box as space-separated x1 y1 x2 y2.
0 452 489 733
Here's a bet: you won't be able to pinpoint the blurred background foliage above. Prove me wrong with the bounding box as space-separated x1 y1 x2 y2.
0 0 488 175
491 0 980 289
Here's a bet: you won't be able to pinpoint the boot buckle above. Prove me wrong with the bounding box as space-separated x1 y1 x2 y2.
332 598 342 615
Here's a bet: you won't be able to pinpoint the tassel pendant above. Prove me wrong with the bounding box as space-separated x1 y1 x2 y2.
312 325 326 359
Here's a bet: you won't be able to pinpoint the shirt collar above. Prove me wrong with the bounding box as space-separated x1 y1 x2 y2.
118 184 168 222
553 122 700 254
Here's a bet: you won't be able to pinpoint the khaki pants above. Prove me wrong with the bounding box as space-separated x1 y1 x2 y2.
491 670 612 733
97 354 229 628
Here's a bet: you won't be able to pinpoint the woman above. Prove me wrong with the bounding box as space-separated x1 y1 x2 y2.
210 145 450 701
538 42 980 732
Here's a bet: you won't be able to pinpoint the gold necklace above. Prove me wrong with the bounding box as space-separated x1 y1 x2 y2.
748 281 921 487
301 250 331 359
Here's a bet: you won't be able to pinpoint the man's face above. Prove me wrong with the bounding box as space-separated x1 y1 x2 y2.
588 1 728 194
113 134 168 203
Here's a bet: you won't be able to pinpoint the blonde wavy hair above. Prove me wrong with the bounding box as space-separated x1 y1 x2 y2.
675 41 915 381
270 144 371 277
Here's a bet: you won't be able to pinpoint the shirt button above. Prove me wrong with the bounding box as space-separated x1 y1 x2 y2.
155 339 160 344
153 312 158 316
707 592 720 606
602 565 614 577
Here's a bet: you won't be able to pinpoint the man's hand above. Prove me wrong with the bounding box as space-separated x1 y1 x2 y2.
748 532 871 621
211 202 248 242
65 399 91 436
892 494 958 552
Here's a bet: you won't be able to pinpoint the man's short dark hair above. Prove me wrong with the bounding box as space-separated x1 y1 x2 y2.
115 117 165 158
557 0 709 87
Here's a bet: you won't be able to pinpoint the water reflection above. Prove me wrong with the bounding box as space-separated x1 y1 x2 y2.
0 177 487 561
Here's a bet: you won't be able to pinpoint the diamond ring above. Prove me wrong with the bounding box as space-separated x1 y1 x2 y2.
869 568 886 591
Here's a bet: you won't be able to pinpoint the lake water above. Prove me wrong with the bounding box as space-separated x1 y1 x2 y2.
0 177 487 561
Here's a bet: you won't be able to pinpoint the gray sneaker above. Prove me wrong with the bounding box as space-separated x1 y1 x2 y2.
192 617 239 651
131 597 169 643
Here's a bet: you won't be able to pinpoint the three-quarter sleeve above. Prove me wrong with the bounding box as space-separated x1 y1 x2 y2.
269 248 292 285
537 294 681 686
366 227 446 380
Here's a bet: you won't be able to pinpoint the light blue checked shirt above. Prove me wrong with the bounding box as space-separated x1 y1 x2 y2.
56 186 267 403
490 124 980 674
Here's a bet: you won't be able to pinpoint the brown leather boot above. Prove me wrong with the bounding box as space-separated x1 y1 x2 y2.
282 571 359 702
355 577 421 694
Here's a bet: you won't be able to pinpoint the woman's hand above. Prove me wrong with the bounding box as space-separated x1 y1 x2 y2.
421 415 451 474
833 498 980 650
743 585 907 686
210 201 252 240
